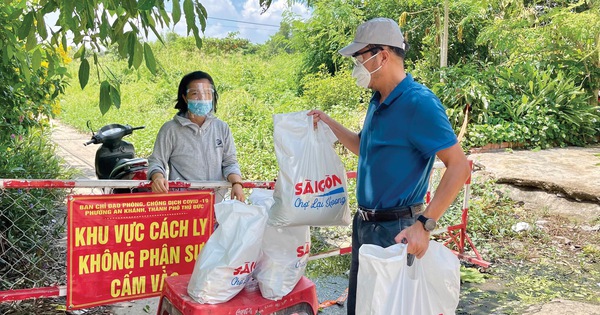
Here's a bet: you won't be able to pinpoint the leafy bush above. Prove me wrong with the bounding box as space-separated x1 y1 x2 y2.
0 129 75 290
291 0 365 75
300 67 369 112
477 2 600 95
0 5 75 289
492 64 598 147
420 60 599 149
200 32 260 55
0 128 67 178
423 60 494 129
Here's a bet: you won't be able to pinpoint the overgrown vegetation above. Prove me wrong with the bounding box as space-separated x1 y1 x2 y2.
0 130 75 291
59 0 600 158
58 34 368 180
287 0 600 149
0 3 75 292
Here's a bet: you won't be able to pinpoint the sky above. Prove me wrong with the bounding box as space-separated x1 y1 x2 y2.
184 0 311 43
45 0 311 45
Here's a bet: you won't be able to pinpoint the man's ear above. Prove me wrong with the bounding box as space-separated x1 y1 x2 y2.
380 48 390 66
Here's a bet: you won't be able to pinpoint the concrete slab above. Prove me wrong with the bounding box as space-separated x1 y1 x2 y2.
469 146 600 202
523 299 600 314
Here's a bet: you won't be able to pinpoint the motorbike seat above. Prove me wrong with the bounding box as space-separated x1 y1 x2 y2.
109 158 148 179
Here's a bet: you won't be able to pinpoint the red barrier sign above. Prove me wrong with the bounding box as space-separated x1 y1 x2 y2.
67 191 214 309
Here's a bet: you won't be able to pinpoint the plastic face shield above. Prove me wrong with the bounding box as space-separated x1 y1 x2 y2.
186 83 214 100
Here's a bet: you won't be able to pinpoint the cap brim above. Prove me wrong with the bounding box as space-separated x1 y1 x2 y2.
338 42 368 57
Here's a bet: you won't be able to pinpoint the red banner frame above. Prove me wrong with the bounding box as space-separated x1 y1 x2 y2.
67 191 214 309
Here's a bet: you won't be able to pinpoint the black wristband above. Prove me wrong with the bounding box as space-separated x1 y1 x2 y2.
231 181 244 188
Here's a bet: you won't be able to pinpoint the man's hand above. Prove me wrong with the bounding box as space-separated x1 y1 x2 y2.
307 109 360 154
395 222 430 259
307 109 332 127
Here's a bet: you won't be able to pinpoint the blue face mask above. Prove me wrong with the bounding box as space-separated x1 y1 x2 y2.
188 100 212 116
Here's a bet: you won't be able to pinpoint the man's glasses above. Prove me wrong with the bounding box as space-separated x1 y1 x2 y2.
352 46 383 62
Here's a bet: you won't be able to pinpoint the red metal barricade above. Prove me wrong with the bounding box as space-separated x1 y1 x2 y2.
0 162 488 310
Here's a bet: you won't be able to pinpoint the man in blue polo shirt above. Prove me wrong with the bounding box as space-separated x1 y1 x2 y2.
308 17 470 315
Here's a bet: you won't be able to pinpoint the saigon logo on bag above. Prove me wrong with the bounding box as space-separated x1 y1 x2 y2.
296 242 310 257
231 261 255 286
293 174 347 210
295 242 310 268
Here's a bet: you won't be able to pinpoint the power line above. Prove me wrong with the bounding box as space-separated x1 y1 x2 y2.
211 24 279 32
208 16 280 28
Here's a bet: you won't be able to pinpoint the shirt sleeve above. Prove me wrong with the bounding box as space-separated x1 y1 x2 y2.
408 91 457 159
220 123 242 179
147 123 172 180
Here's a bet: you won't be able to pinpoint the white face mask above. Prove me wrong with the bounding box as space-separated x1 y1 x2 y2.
352 51 382 89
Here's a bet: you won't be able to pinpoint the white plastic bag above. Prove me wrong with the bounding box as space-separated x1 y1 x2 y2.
248 189 311 301
187 200 268 304
248 188 276 211
356 241 460 315
254 224 311 300
270 110 351 227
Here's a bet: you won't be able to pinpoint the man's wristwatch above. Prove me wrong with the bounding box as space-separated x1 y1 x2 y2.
416 215 437 232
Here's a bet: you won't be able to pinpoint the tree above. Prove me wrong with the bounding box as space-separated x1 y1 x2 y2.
0 0 298 116
476 0 600 97
292 0 365 75
5 0 211 115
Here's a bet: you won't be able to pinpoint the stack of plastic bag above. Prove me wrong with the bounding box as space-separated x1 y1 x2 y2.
187 110 354 304
187 200 268 304
250 189 311 301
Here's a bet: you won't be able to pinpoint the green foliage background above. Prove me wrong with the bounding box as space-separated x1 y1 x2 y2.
290 0 600 149
3 0 599 182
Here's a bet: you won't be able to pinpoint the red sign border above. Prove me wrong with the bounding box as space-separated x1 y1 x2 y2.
66 191 215 309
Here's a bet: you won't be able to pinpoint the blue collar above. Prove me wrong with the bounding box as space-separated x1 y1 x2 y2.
372 73 414 107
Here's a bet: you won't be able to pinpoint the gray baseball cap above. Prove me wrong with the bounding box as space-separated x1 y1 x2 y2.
339 17 406 57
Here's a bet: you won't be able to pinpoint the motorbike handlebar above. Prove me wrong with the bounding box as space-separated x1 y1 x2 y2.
83 124 144 146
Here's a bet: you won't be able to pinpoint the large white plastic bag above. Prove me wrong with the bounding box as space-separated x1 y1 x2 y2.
356 241 460 315
254 224 311 300
248 189 311 301
271 110 351 227
187 200 268 304
248 188 276 211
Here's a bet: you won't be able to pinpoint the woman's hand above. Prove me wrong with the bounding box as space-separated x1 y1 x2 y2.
231 183 245 202
150 174 169 193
